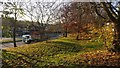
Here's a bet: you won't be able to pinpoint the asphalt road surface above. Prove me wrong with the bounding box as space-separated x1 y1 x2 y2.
2 41 25 49
2 33 62 49
1 37 24 49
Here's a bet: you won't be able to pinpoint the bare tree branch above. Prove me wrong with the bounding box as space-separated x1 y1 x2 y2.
102 2 117 23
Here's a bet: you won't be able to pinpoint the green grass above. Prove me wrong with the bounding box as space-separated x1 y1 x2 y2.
2 37 104 68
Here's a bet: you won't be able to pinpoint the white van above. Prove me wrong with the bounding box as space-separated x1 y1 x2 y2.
22 31 32 44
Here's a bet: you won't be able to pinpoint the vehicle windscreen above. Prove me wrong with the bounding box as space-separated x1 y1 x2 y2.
22 31 30 35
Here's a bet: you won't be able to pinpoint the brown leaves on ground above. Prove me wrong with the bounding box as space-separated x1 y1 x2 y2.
80 50 120 66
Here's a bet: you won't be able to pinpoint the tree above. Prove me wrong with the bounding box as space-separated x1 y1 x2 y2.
3 2 24 47
92 1 120 52
23 1 63 39
2 16 14 37
61 2 96 39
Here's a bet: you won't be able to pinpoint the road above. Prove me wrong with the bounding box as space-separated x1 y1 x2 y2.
2 33 62 49
2 41 25 49
1 37 24 49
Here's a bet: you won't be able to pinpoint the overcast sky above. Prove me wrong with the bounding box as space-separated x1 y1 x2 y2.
0 0 119 21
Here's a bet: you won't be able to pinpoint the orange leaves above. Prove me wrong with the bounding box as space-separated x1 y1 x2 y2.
2 37 120 67
80 50 120 66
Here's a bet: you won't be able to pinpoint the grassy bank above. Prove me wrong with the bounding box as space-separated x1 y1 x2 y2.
2 36 120 67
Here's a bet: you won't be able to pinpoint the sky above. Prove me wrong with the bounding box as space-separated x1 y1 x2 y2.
0 2 3 18
0 0 118 2
0 1 64 22
0 0 119 22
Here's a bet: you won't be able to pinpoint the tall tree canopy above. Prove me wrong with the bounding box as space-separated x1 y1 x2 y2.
61 2 97 39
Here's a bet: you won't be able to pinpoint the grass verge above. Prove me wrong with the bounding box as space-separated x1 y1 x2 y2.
2 37 120 67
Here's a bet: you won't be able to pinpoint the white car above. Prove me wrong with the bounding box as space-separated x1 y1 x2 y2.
22 34 32 44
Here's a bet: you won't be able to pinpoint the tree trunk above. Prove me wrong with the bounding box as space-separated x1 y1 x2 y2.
63 28 67 37
76 31 79 40
112 22 120 52
13 13 17 47
65 28 67 37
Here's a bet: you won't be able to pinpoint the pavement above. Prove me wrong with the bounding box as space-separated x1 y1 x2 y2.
2 41 25 49
1 34 62 49
1 38 24 49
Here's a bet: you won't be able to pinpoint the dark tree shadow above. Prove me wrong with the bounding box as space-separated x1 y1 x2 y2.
52 41 83 52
